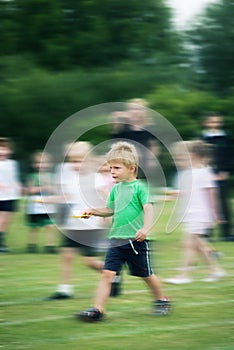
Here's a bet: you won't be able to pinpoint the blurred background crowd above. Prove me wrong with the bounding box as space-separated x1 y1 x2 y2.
0 0 234 253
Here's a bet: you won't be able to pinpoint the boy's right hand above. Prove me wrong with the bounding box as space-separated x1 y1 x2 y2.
81 209 93 218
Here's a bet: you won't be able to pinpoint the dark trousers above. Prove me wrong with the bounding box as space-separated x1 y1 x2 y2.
217 180 233 240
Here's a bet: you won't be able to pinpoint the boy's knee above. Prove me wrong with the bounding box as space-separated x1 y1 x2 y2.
102 269 116 282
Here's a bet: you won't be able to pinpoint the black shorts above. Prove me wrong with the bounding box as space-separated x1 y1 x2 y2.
0 200 18 212
26 213 54 227
61 229 106 257
104 239 154 278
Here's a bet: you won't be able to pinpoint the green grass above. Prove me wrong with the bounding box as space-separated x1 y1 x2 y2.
1 201 234 350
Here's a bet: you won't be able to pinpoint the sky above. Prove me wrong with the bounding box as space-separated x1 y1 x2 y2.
166 0 218 29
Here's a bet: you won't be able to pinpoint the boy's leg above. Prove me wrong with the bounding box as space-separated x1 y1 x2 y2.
94 269 116 313
83 256 122 297
127 241 171 316
78 244 123 321
143 274 171 316
143 274 163 300
77 269 116 322
81 238 122 298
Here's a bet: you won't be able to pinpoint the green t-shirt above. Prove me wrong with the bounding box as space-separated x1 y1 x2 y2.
27 173 40 193
27 172 53 195
107 179 150 239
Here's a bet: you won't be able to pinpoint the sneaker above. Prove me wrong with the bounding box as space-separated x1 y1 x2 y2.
164 277 192 284
110 273 122 297
202 269 227 282
153 297 171 316
77 308 104 322
46 292 73 300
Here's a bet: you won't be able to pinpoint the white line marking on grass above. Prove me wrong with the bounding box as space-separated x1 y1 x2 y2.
1 299 233 326
1 280 233 306
1 319 234 349
0 315 69 326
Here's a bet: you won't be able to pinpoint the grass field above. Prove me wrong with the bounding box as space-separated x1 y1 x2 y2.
1 201 234 350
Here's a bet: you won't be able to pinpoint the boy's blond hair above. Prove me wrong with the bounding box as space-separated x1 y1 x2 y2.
107 141 139 172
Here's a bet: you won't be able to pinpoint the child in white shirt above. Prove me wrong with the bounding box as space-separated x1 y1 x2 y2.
165 140 226 284
0 138 21 252
47 142 109 299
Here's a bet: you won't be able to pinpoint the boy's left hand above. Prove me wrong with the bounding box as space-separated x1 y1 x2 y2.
135 229 147 242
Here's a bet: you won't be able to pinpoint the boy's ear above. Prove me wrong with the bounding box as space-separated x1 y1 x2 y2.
130 165 136 173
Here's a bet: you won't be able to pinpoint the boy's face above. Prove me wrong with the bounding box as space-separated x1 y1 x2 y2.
204 116 223 130
109 161 136 183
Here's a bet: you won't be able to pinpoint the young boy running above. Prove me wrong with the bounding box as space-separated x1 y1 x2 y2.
77 141 170 322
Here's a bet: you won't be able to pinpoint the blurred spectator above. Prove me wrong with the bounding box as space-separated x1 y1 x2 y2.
25 151 57 253
110 111 130 139
201 112 233 241
110 98 160 182
164 140 226 284
0 137 21 252
96 156 115 202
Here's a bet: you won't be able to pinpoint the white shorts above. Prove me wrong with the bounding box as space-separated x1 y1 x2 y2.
183 222 211 235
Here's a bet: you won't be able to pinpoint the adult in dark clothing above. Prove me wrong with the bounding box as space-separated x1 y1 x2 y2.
110 99 160 182
201 112 233 241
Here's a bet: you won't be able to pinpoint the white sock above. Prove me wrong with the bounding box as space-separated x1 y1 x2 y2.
57 284 74 295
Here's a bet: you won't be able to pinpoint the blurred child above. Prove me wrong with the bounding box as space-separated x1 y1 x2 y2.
78 141 170 322
165 140 226 284
96 156 115 203
0 137 21 252
47 142 110 300
25 151 57 253
96 156 122 296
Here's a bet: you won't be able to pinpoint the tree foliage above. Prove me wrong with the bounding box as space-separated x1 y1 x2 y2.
0 0 181 69
0 0 234 182
187 0 234 94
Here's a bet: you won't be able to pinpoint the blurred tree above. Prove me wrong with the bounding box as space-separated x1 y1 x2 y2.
0 0 182 69
187 0 234 95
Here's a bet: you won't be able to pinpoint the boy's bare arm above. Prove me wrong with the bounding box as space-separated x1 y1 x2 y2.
82 207 114 218
135 203 154 242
